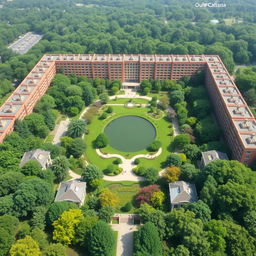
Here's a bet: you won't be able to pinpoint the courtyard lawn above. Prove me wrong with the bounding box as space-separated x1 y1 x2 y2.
84 105 173 170
108 98 149 104
102 181 141 212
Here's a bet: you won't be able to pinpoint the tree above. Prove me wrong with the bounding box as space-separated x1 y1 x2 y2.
180 163 200 184
0 228 14 256
10 236 41 256
0 172 25 196
243 210 256 238
67 138 86 158
192 99 211 119
13 178 53 217
53 209 83 246
30 206 47 230
150 191 165 209
81 164 103 187
67 120 87 138
0 195 14 215
144 167 159 184
51 156 69 183
183 144 201 161
183 200 211 222
165 153 182 167
20 160 42 176
99 188 119 208
134 222 162 256
88 221 115 256
43 243 67 256
35 94 56 113
136 185 161 206
74 216 98 246
99 93 109 104
173 134 190 150
83 86 95 105
222 220 256 256
170 90 184 106
147 140 161 152
23 113 49 138
195 118 220 143
158 95 169 110
163 166 181 182
46 201 78 227
0 150 20 173
98 206 115 223
165 208 211 256
30 228 48 250
94 133 108 148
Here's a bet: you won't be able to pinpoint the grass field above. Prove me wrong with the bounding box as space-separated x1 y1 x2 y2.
102 181 141 212
108 98 149 104
84 105 173 170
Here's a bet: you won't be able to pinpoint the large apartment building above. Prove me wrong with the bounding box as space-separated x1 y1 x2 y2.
0 54 256 165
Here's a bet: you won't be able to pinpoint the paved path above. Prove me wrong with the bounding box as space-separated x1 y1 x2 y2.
68 170 81 180
52 118 70 145
96 148 162 181
111 214 139 256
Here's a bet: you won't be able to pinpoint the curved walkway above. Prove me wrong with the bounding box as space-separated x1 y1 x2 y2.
96 148 162 181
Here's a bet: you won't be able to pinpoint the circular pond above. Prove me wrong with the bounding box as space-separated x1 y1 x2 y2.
104 115 156 152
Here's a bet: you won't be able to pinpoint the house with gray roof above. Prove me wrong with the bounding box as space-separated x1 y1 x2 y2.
169 181 197 210
201 150 228 169
19 149 52 169
55 179 86 207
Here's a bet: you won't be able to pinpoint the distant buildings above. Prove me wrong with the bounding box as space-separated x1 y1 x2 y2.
20 149 52 169
0 54 256 164
55 179 87 206
201 150 229 168
169 181 197 210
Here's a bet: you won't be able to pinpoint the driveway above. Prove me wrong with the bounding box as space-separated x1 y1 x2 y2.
52 118 70 145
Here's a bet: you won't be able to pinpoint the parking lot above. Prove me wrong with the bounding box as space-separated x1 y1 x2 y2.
8 32 42 54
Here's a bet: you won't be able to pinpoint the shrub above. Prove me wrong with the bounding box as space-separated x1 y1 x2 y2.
134 158 140 165
133 166 146 176
106 106 113 113
147 140 162 152
99 112 108 120
144 168 159 184
104 164 121 176
121 202 132 212
136 185 160 206
113 158 122 165
94 133 108 148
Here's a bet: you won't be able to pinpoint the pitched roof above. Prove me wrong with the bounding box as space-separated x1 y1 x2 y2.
169 181 197 205
55 180 86 205
201 150 228 166
19 149 51 168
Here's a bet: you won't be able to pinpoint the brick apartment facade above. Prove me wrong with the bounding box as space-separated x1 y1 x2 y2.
0 54 255 165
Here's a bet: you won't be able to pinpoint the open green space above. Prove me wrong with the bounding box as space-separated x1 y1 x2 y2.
84 105 172 170
102 181 141 212
108 98 149 104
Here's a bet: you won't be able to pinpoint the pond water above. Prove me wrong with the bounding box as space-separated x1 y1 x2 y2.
104 115 156 152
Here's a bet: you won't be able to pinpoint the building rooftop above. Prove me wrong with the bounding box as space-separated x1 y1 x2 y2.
169 181 197 206
55 179 86 205
201 150 229 167
19 149 51 168
0 103 22 116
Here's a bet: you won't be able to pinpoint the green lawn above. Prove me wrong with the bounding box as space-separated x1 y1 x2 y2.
108 98 149 104
102 181 141 212
84 105 173 170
